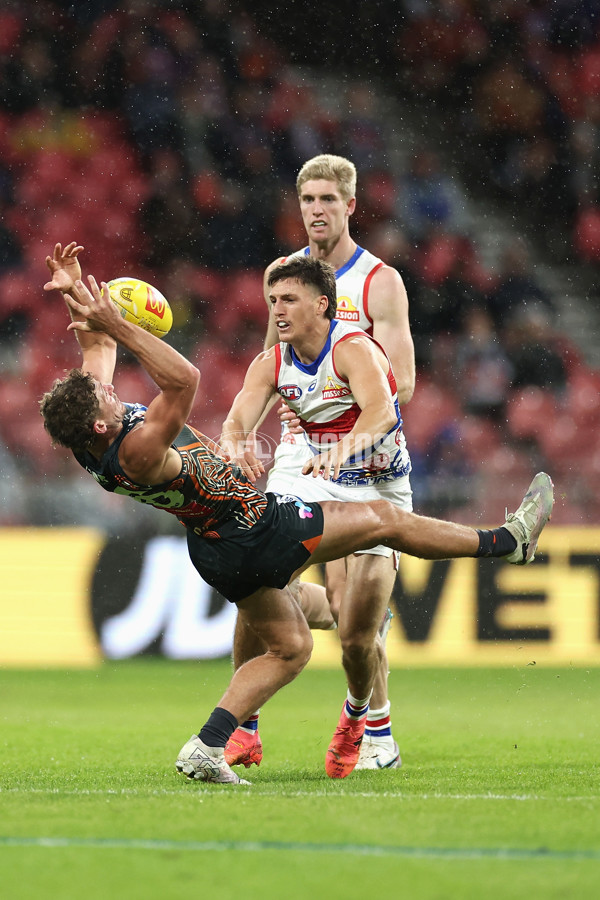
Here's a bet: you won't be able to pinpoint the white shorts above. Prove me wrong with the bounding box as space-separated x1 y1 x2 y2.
266 436 312 495
267 439 413 558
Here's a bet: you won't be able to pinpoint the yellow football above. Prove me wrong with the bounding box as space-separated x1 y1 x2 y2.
106 277 173 339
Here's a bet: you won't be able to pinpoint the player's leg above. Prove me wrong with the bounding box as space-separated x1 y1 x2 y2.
306 472 554 568
225 612 268 768
297 580 336 629
336 553 392 701
324 556 347 623
219 586 313 719
351 553 401 770
324 552 394 778
225 437 334 765
225 577 333 768
307 500 481 567
177 585 312 785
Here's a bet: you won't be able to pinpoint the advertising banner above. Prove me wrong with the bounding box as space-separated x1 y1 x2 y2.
1 527 599 666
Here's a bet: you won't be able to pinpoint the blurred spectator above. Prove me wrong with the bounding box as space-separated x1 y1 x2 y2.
573 196 600 265
159 259 212 356
139 148 203 268
504 135 567 234
397 0 489 103
549 1 600 52
177 56 230 174
434 253 487 336
486 239 555 332
455 305 513 421
397 149 467 241
568 113 600 205
0 205 23 271
120 28 184 158
410 423 474 518
1 32 62 114
505 307 568 396
473 58 547 192
341 83 387 171
196 179 275 269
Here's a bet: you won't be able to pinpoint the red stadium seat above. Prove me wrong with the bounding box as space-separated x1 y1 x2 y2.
505 387 558 442
567 369 600 428
456 415 502 466
535 412 579 475
219 270 266 329
402 378 462 453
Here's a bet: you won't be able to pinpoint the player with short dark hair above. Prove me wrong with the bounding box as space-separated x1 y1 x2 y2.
227 152 416 772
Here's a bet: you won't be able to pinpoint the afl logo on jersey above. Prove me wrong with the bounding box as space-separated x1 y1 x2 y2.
335 296 360 322
279 384 302 401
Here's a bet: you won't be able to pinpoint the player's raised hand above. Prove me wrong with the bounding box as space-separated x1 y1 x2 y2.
44 242 84 294
66 276 122 334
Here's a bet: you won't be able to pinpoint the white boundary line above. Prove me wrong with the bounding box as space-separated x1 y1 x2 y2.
1 787 598 801
0 836 598 861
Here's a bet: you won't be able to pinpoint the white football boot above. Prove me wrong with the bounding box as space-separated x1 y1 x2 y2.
355 739 402 770
176 736 251 785
502 472 554 565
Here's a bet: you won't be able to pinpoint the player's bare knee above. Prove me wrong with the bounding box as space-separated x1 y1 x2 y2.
368 498 408 545
339 630 373 658
270 630 313 675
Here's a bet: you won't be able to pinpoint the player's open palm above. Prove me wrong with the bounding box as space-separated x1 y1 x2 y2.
44 241 84 294
302 445 345 481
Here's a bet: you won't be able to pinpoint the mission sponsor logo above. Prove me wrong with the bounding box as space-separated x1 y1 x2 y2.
335 296 360 322
322 375 351 400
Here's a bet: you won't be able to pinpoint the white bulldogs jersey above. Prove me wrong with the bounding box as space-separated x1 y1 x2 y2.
274 319 411 486
288 245 383 333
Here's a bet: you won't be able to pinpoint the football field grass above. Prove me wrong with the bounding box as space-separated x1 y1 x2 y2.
1 661 598 899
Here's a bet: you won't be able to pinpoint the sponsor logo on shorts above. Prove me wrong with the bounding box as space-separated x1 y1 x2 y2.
276 494 304 504
294 500 314 519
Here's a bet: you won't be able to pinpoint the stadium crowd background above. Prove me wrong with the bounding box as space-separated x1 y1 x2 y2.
1 0 600 531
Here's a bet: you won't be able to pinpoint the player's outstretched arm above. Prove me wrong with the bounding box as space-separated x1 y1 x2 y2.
45 241 117 384
220 350 278 481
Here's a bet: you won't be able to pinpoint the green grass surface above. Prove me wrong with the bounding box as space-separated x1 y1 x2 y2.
1 661 598 899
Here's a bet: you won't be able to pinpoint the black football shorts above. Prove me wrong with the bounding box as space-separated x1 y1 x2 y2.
186 493 324 603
